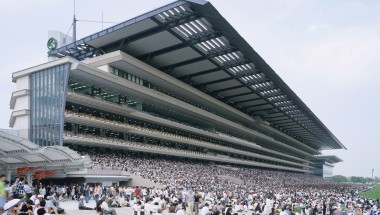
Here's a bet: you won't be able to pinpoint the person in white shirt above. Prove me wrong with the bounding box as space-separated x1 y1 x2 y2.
233 202 243 212
145 198 154 215
186 190 195 215
39 187 46 198
45 195 58 215
201 203 210 215
280 208 288 215
133 200 143 215
125 187 132 201
34 195 44 207
101 197 117 215
23 182 33 199
142 188 147 197
176 205 186 215
29 194 38 205
34 199 47 215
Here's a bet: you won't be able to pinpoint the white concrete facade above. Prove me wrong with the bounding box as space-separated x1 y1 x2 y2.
10 57 75 139
9 54 318 173
9 76 31 138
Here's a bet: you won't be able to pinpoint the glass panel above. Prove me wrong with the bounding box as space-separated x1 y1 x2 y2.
30 63 69 146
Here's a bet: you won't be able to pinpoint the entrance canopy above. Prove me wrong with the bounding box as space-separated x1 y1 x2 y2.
0 131 92 172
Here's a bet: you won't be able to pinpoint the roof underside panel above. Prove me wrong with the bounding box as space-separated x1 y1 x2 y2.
126 31 182 56
191 70 229 83
172 60 218 78
206 79 241 91
87 19 159 48
219 87 252 97
229 93 260 102
48 0 345 151
147 47 201 67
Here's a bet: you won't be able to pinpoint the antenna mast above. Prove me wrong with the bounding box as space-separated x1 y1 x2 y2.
73 0 77 42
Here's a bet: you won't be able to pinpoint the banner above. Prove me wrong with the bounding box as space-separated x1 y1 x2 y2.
17 166 42 175
34 170 56 180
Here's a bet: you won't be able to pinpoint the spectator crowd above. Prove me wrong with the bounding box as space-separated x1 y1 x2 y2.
0 149 378 215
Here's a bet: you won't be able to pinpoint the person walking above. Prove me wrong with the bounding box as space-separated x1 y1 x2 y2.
194 191 201 215
186 190 195 215
85 185 90 203
0 174 6 214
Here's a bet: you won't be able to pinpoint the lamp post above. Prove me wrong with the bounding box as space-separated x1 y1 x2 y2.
372 168 374 180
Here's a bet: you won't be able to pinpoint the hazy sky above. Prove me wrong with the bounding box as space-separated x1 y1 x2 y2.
1 0 379 177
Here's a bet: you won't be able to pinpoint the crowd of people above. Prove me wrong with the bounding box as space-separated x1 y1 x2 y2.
65 110 275 165
64 110 304 171
71 149 378 215
0 148 378 215
0 175 65 215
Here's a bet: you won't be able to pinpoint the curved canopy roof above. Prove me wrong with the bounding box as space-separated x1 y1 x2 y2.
0 131 92 171
48 0 345 151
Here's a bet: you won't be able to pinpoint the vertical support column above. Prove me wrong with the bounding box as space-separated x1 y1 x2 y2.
26 173 32 186
72 124 78 133
123 133 129 141
91 85 95 96
6 170 12 182
100 129 105 137
73 105 78 113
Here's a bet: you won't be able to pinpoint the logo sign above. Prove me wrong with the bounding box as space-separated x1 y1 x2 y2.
17 166 42 175
47 37 58 50
34 170 56 180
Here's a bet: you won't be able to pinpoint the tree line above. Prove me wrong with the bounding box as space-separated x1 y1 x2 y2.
327 175 379 183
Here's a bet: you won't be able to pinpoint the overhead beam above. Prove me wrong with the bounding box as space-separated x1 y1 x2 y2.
275 122 298 126
192 77 234 88
224 92 257 100
213 85 245 93
158 47 239 72
266 113 285 118
233 97 264 105
138 31 222 61
247 106 276 113
242 103 273 110
266 116 289 121
268 119 293 124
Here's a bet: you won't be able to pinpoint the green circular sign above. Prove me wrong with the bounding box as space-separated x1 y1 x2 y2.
47 37 58 50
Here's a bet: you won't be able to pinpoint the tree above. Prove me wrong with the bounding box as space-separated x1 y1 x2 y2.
330 175 348 183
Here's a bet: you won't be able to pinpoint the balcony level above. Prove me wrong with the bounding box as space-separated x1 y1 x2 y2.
66 91 313 165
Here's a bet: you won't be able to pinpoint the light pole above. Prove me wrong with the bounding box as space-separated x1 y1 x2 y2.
372 168 374 180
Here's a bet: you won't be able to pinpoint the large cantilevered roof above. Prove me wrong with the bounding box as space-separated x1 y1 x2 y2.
0 131 92 171
315 155 343 164
48 0 345 151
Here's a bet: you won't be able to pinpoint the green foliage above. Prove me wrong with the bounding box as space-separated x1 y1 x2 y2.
328 175 380 184
329 175 348 183
351 176 374 183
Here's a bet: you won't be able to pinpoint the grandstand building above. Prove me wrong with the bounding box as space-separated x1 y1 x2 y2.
9 0 344 178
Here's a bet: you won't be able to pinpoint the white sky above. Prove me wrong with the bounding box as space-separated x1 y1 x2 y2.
0 0 379 177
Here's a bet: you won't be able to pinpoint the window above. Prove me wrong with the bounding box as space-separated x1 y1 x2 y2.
30 63 70 146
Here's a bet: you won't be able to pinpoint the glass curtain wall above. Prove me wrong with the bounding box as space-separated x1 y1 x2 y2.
30 63 70 146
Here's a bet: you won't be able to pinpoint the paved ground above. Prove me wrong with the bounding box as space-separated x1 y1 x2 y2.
60 200 247 215
60 200 134 215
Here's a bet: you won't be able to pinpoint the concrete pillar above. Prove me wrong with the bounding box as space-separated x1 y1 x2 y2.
100 129 105 137
6 170 12 182
26 173 32 185
123 133 128 140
